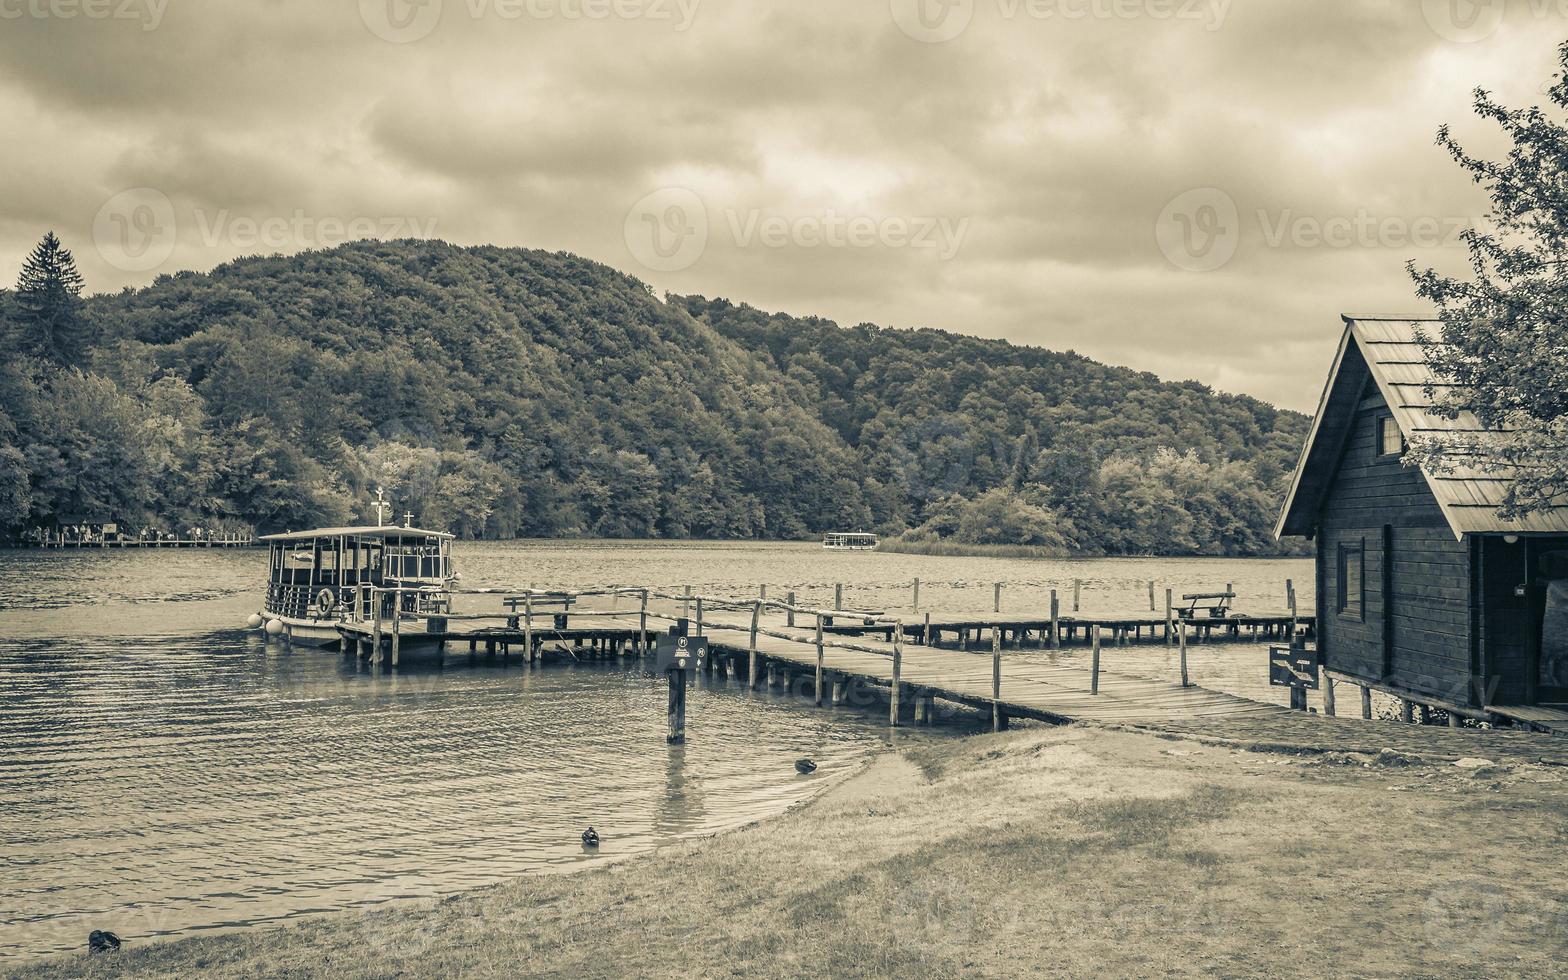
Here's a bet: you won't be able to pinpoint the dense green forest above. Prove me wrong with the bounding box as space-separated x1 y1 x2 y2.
0 237 1308 554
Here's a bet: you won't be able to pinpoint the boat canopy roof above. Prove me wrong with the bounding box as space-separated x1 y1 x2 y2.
259 525 454 542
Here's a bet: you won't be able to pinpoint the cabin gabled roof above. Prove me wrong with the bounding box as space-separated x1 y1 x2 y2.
259 525 454 542
1275 316 1568 539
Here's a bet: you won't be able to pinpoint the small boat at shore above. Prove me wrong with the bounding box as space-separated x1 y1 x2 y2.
252 501 456 647
822 532 878 551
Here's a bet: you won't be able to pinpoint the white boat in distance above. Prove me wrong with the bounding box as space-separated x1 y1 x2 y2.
822 532 878 551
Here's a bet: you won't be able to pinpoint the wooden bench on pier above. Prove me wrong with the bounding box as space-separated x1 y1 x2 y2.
1173 592 1236 620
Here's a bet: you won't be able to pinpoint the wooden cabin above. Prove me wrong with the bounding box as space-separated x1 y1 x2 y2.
1276 317 1568 729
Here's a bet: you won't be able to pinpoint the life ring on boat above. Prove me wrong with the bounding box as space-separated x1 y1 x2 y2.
316 588 337 613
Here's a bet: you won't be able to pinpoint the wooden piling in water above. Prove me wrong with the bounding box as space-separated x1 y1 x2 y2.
993 581 1002 613
787 591 796 628
1165 588 1174 647
1177 621 1190 687
814 614 825 707
747 600 761 690
1090 625 1101 694
912 577 920 611
834 583 843 611
1050 590 1060 649
1073 579 1082 612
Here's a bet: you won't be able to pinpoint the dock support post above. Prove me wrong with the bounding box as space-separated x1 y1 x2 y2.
834 583 843 611
787 592 796 628
1091 625 1101 694
993 581 1002 613
1323 675 1337 716
1149 581 1156 611
912 577 919 611
391 589 401 667
1165 588 1174 647
1177 621 1190 687
747 600 761 691
639 589 649 654
1050 591 1060 649
813 615 826 707
371 589 383 665
991 626 1003 732
1360 684 1372 719
890 627 903 726
524 593 535 666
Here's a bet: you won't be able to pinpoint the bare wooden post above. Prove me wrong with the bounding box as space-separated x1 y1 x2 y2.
1322 675 1337 716
1177 621 1190 687
1400 699 1414 723
993 582 1002 613
912 577 920 611
814 614 825 707
747 600 761 691
760 583 768 602
1286 578 1296 616
639 589 649 654
695 596 704 637
991 626 1004 732
1148 580 1155 611
1050 590 1060 649
834 583 843 611
1360 684 1373 719
1165 588 1174 647
1090 625 1102 694
390 588 401 667
890 626 903 727
682 585 692 621
923 611 931 645
787 591 796 628
371 587 383 665
1073 579 1082 612
524 592 535 664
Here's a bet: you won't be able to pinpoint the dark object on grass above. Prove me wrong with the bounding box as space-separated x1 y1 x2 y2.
795 758 817 775
88 930 121 954
581 826 600 847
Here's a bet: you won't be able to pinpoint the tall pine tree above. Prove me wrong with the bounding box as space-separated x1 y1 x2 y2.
1407 42 1568 519
14 232 89 365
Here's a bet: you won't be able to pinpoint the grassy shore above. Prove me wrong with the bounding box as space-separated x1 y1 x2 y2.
875 537 1069 560
12 726 1568 979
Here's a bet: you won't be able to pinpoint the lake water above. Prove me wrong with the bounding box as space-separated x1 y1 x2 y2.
0 541 1313 962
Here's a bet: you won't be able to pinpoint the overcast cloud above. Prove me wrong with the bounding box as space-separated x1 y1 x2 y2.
0 0 1562 410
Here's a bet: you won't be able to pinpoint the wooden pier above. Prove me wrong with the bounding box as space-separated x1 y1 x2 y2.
326 586 1296 728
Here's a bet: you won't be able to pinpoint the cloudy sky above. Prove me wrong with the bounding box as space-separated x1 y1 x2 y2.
0 0 1561 411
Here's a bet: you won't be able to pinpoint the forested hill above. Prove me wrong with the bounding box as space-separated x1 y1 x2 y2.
0 238 1308 554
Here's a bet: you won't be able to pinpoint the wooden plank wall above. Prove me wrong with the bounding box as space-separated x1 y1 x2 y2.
1318 383 1472 703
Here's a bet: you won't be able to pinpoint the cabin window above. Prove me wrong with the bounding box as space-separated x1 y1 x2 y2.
1337 541 1364 620
1377 415 1405 457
